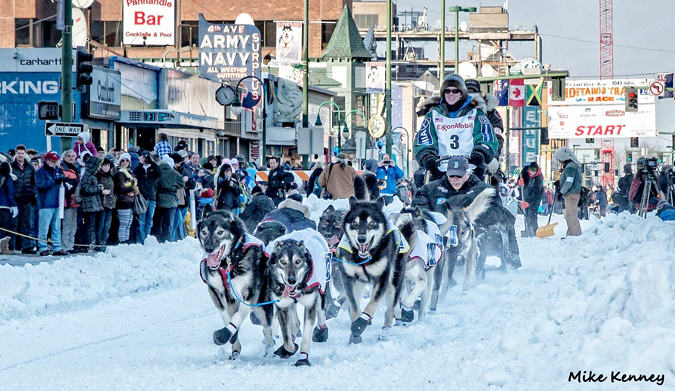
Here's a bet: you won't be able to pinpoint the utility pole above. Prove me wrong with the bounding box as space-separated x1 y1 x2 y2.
302 0 310 168
385 0 392 155
439 0 445 80
61 0 73 152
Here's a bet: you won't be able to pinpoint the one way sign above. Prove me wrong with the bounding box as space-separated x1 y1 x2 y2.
45 122 86 137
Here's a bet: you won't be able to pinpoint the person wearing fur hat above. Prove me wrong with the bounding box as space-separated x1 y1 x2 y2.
554 147 582 237
465 79 505 159
414 74 499 183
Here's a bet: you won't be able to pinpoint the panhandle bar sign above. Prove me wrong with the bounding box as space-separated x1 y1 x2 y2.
123 0 175 46
198 15 261 108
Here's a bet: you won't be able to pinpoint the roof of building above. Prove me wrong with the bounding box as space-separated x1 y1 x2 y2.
321 5 373 61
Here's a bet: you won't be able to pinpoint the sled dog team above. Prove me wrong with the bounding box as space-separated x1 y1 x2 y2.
198 192 495 366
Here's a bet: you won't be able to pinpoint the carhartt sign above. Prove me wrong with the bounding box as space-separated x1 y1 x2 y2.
45 122 85 137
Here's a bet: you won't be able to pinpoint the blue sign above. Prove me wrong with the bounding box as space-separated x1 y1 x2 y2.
198 15 262 109
521 106 540 166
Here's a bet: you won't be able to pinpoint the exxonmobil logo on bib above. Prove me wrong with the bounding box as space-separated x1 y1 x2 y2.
437 123 472 131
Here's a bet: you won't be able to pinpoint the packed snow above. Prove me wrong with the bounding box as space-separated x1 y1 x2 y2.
1 200 674 390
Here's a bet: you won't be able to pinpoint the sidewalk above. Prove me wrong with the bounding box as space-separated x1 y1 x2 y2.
0 252 76 266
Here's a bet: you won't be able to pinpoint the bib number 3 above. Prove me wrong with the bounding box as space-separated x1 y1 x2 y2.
449 135 459 149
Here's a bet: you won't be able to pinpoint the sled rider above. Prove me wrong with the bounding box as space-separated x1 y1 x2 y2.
414 74 499 183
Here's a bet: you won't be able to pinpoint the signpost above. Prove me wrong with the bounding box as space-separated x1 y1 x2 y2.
45 122 85 137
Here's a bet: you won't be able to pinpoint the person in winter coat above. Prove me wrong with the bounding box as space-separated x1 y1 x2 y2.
153 132 172 159
614 163 633 212
354 159 380 201
656 199 675 221
128 146 141 171
215 160 242 211
134 151 160 243
412 155 521 271
318 153 356 200
241 185 275 232
61 150 81 253
78 155 103 251
152 155 184 243
260 194 316 232
465 79 505 159
554 147 583 237
376 154 404 205
10 145 37 253
170 152 194 241
520 162 544 237
595 186 608 217
265 156 295 206
0 158 18 254
35 152 68 256
114 153 138 244
96 157 116 248
414 74 499 182
306 161 324 197
73 132 97 159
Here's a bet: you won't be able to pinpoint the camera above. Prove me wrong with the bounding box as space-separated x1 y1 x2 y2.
643 157 658 175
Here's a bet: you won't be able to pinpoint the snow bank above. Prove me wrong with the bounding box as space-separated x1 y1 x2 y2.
0 237 202 322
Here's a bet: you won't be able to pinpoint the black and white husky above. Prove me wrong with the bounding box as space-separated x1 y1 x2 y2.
390 207 444 321
336 197 407 344
265 229 331 366
197 209 275 359
434 188 495 305
318 205 347 318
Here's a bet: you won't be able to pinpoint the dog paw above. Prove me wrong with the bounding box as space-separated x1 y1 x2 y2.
413 299 421 311
326 301 341 320
312 326 328 343
349 334 362 344
213 325 238 345
350 315 371 336
273 343 298 359
400 306 415 323
229 351 240 360
294 358 311 367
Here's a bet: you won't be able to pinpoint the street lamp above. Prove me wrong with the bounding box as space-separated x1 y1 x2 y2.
342 110 367 151
392 126 410 177
314 100 342 162
229 75 265 162
448 6 476 74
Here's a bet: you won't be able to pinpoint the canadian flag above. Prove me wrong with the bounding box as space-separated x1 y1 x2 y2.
509 79 525 107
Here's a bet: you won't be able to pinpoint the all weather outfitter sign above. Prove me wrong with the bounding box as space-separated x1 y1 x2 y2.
123 0 176 46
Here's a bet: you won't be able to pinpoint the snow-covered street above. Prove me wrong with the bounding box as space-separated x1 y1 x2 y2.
2 212 675 390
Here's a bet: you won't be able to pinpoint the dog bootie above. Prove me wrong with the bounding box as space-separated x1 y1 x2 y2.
312 325 328 343
509 253 522 269
294 353 311 367
326 300 341 320
349 334 362 344
400 305 415 323
350 313 372 336
213 323 238 345
274 343 298 359
413 299 421 311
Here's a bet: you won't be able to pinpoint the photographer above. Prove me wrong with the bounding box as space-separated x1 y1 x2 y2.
613 164 633 212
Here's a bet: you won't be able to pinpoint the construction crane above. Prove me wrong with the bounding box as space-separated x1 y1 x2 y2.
599 0 615 188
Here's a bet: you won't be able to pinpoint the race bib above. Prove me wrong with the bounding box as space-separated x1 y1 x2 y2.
432 110 476 171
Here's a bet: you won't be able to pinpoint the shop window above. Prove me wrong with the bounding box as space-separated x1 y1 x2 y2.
104 22 121 47
180 23 198 48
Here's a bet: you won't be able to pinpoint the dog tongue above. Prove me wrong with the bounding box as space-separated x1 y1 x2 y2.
204 251 220 268
282 285 296 297
325 235 339 246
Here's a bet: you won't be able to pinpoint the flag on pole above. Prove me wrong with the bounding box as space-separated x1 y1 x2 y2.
509 79 525 107
495 80 509 106
658 73 673 99
526 80 543 106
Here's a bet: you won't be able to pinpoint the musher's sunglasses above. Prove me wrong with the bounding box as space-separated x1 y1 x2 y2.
448 175 463 179
444 88 461 95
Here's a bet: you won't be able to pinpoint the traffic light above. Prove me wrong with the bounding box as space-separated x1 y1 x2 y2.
540 127 549 145
630 137 639 148
627 153 633 163
658 153 664 163
625 87 638 112
76 48 93 90
38 101 59 120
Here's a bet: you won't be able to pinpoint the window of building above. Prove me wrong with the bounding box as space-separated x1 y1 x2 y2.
253 21 276 48
40 21 62 47
180 22 198 48
16 19 31 46
322 21 337 49
90 21 121 47
353 14 378 29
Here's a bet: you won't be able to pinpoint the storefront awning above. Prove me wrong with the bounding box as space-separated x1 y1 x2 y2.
118 110 220 130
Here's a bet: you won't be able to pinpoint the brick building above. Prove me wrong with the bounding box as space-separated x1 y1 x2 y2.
2 0 351 63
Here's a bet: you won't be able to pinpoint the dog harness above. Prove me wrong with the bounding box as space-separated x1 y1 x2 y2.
199 234 264 283
408 230 443 271
336 221 410 265
264 228 331 295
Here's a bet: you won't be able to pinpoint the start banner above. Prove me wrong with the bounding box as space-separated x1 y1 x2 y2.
548 105 656 138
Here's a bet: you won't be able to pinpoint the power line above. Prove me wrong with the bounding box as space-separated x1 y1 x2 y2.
540 33 675 54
